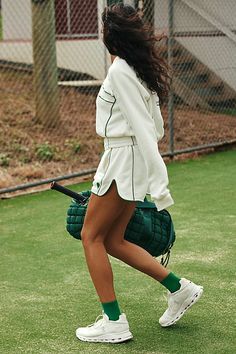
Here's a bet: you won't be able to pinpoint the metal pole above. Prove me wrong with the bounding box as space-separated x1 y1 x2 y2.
0 168 96 195
103 0 109 76
168 0 174 157
66 0 72 34
143 0 154 27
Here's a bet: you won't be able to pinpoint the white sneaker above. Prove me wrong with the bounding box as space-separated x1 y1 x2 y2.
76 313 133 343
159 278 203 327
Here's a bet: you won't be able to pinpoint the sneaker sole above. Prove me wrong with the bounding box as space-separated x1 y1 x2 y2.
76 330 133 343
160 286 204 327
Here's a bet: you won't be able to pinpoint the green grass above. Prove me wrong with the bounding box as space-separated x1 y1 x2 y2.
219 108 236 116
1 150 236 354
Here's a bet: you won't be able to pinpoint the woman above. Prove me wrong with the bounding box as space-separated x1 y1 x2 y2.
76 3 203 343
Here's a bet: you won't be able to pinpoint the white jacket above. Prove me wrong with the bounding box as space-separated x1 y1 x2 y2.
96 57 174 211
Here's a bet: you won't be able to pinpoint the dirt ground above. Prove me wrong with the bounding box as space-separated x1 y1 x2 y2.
0 69 236 194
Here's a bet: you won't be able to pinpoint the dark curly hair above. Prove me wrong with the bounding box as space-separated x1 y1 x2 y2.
102 3 170 103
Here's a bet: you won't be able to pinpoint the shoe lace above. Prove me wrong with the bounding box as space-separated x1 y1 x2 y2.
88 314 105 328
162 289 171 302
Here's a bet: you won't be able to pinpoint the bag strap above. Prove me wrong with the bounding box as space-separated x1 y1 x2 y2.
160 250 171 267
160 211 176 267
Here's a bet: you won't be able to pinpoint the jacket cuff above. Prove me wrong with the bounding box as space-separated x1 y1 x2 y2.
153 194 174 211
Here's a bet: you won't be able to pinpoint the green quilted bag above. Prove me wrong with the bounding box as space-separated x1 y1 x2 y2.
66 190 176 265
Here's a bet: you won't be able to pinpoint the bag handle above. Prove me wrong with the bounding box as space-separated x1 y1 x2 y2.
136 197 156 209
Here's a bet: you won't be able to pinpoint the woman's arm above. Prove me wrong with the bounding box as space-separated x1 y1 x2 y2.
109 61 174 211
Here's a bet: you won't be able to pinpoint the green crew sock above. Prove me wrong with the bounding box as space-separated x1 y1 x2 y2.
102 300 121 321
160 272 181 293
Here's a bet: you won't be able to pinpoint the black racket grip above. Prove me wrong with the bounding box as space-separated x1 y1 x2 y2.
50 181 87 203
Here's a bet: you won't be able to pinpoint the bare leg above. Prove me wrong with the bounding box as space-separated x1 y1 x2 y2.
104 208 170 282
81 181 136 303
81 181 170 305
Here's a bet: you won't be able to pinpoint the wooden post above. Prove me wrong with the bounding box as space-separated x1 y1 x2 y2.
31 0 60 127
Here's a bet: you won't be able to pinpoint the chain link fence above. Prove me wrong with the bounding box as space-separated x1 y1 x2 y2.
0 0 235 194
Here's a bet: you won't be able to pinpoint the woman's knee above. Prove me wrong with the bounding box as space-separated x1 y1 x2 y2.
81 227 105 249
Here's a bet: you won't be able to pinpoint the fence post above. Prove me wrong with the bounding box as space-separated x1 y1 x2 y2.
168 0 174 157
143 0 155 27
31 0 60 128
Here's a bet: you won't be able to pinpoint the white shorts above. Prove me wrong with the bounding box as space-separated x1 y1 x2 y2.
91 136 149 201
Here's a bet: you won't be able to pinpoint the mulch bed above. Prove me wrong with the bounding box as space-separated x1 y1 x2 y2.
1 69 235 192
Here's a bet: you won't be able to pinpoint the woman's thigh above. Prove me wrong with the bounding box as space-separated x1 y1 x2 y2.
104 201 136 252
81 181 136 242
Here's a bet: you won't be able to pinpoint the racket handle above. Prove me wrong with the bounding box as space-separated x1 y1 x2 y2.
50 181 87 203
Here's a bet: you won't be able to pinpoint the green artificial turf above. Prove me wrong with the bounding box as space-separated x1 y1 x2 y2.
0 150 236 354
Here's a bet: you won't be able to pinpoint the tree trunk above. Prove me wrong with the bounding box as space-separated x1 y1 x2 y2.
31 0 60 128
